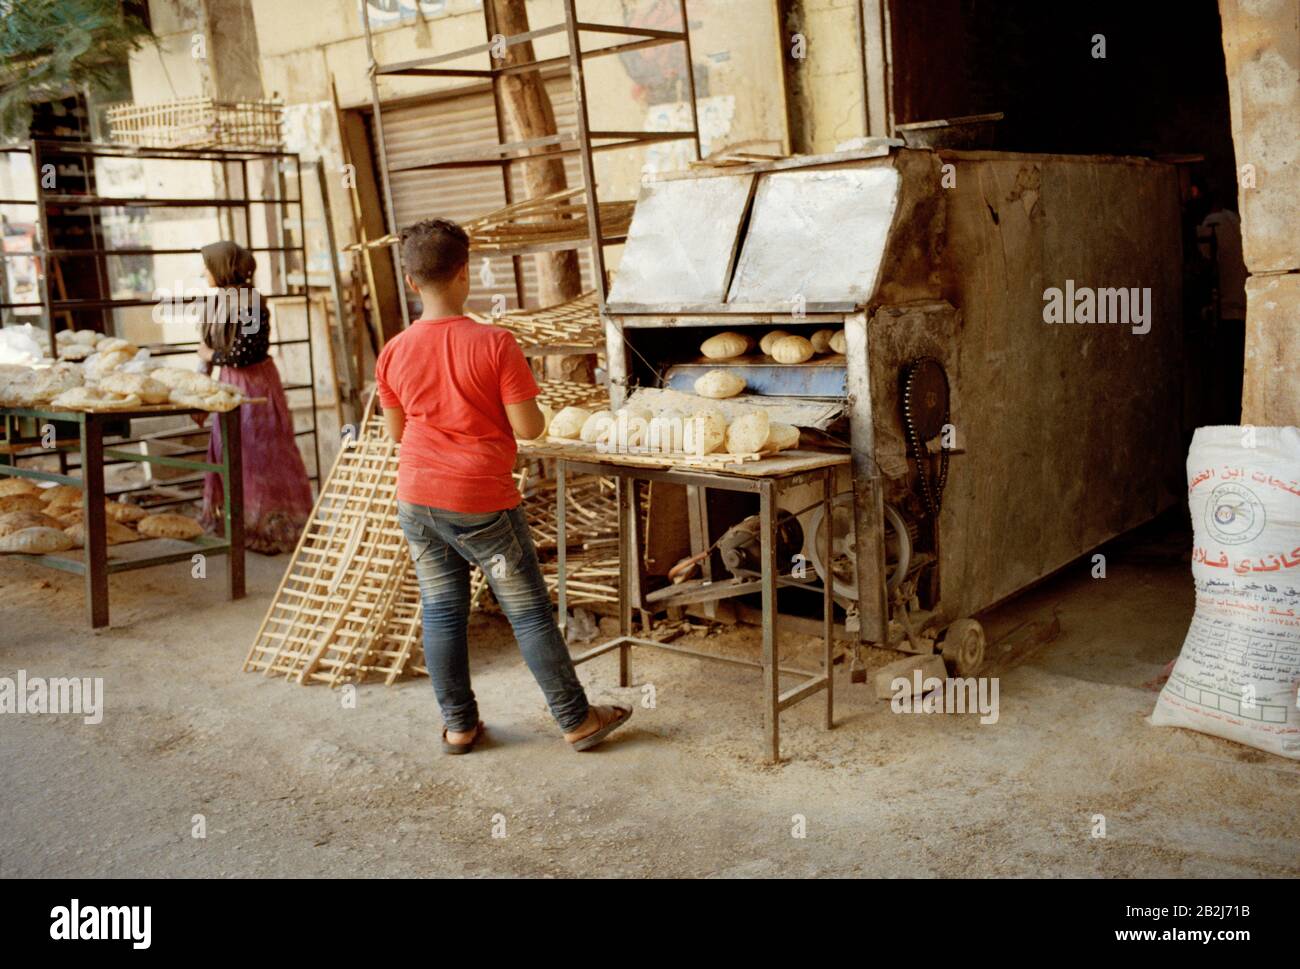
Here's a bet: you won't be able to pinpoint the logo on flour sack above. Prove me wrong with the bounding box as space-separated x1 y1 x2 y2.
1205 482 1266 545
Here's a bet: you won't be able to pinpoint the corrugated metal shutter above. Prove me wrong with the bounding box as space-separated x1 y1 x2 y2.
378 77 593 315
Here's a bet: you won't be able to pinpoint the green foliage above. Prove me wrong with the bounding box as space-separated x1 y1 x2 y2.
0 0 154 138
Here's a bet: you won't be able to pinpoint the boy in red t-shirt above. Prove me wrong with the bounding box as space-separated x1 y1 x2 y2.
377 219 630 754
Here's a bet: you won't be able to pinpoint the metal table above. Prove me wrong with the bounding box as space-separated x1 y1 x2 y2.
539 445 850 762
0 404 245 627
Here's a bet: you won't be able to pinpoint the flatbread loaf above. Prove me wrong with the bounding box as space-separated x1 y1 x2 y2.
64 518 141 547
760 330 791 355
700 332 750 360
686 409 727 455
137 513 204 540
96 371 170 405
53 506 84 525
18 366 83 405
0 478 40 498
58 344 95 361
40 484 83 505
50 387 141 411
151 368 219 395
762 422 801 452
725 411 771 455
769 335 814 364
95 337 135 354
548 406 591 440
810 329 836 353
202 390 241 412
0 510 65 537
694 369 746 400
168 388 242 412
105 501 149 524
0 526 74 554
83 348 134 379
0 494 44 515
579 410 614 445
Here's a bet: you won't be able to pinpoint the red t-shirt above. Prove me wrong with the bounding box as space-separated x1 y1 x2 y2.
375 315 539 513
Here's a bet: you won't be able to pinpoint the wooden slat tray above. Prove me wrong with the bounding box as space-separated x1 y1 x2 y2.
518 438 854 476
1 398 265 419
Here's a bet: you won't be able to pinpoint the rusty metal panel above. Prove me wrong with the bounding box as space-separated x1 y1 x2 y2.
726 166 900 307
606 174 755 309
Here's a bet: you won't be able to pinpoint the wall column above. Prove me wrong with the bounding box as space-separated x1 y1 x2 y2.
1219 0 1300 427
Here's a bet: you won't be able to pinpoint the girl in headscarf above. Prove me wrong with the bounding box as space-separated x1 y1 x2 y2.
197 241 313 555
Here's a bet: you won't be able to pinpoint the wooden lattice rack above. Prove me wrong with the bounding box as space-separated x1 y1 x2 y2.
534 380 609 412
342 190 632 259
105 97 284 150
244 400 622 687
243 412 408 686
522 473 616 552
462 188 634 253
467 288 605 355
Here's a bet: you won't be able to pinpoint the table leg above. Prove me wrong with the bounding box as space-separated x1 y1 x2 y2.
761 479 779 763
81 417 108 629
221 408 245 600
823 469 835 730
556 459 567 641
617 475 632 687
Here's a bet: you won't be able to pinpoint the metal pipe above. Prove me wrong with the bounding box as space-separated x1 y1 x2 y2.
561 0 609 310
360 0 411 329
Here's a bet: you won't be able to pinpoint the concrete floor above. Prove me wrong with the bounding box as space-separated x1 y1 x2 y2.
3 515 1299 878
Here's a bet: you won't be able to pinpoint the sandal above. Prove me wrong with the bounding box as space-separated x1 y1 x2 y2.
566 705 632 752
442 721 486 755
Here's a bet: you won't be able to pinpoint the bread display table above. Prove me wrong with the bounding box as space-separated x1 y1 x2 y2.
0 403 246 627
519 440 850 762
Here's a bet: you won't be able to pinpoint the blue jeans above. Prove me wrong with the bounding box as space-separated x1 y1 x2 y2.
397 500 590 733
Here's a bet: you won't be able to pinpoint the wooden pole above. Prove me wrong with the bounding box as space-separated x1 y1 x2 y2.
489 0 592 382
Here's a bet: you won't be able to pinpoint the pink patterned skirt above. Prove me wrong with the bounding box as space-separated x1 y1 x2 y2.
201 357 313 555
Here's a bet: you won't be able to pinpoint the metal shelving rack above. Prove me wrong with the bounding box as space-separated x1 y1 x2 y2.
360 0 702 323
0 140 321 495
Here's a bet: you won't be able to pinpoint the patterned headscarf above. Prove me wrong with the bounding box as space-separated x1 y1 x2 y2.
200 241 258 353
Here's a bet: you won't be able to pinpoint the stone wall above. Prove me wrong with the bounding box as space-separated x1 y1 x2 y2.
1219 0 1299 427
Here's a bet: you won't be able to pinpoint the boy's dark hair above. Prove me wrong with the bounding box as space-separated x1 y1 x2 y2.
400 218 470 286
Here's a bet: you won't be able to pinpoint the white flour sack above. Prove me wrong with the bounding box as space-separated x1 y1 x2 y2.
1151 425 1300 758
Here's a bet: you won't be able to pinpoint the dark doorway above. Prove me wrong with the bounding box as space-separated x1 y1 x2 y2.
887 0 1242 426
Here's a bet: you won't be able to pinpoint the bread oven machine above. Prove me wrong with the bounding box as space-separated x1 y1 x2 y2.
600 143 1184 672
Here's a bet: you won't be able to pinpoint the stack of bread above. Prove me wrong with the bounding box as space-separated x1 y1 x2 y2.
695 327 847 367
149 368 244 412
539 401 800 458
0 330 249 413
0 479 206 553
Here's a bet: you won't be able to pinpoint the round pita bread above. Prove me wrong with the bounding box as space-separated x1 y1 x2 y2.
0 478 40 498
137 513 204 540
0 526 74 554
0 510 64 537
